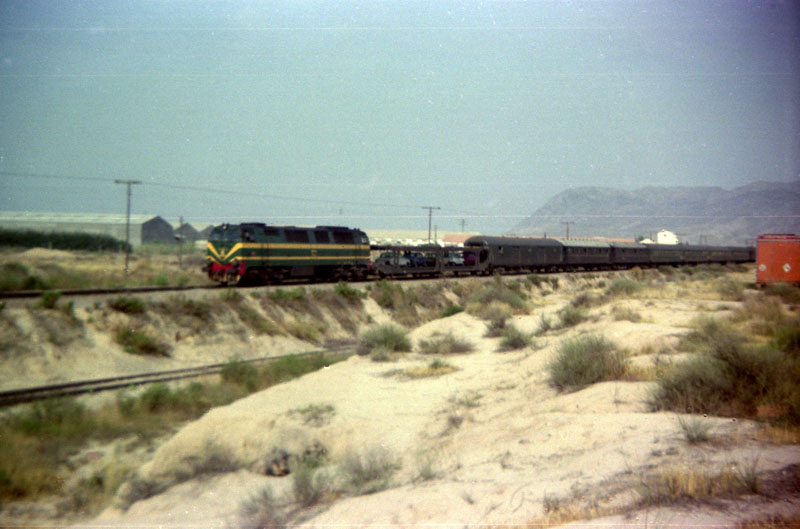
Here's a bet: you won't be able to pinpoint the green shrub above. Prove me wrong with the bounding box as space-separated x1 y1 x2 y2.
715 278 744 301
440 304 464 318
36 291 61 309
177 297 212 320
370 280 399 309
109 296 146 314
291 460 331 507
359 324 411 355
484 317 506 338
341 446 399 495
115 328 170 357
467 276 527 311
220 360 258 392
334 282 362 303
773 324 800 356
605 278 643 297
557 305 587 328
269 287 306 302
652 320 799 421
764 283 800 304
677 415 712 444
548 335 628 391
498 324 533 351
418 332 474 355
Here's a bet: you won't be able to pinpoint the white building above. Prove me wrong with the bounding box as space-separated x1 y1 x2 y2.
640 230 680 245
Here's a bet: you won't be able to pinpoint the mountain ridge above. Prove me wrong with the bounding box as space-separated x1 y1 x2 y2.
510 181 800 245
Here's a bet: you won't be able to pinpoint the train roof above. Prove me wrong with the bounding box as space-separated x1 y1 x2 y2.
608 241 648 249
464 235 562 247
558 239 611 248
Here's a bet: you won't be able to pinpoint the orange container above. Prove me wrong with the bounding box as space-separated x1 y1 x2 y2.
756 234 800 285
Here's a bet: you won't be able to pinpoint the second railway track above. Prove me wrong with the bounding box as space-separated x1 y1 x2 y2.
0 345 354 407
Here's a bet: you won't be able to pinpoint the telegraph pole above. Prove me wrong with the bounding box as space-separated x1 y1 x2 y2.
422 206 441 243
115 179 141 274
560 221 574 239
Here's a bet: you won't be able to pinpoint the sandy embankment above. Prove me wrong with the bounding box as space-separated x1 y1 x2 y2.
94 295 800 527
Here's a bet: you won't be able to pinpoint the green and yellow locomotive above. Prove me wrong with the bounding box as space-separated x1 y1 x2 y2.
206 223 370 285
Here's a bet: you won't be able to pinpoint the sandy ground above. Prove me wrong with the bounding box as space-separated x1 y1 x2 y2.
90 296 799 528
1 257 798 527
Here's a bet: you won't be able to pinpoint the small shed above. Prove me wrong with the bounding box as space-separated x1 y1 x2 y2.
756 234 800 285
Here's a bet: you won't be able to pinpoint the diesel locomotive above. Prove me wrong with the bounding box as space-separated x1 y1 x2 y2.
206 223 370 285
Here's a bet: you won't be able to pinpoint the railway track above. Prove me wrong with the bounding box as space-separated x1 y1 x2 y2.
0 345 353 407
0 283 220 300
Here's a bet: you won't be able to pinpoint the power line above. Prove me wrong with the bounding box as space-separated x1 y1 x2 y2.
0 170 431 211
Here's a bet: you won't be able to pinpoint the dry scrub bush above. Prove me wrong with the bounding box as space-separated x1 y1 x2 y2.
548 335 629 391
358 324 411 356
466 276 528 312
651 318 800 423
497 323 534 351
341 446 399 495
418 332 474 355
396 359 458 379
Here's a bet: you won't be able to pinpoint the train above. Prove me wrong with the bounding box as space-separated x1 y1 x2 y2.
205 223 754 285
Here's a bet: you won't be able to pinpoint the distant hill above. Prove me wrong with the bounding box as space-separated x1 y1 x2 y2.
509 181 800 245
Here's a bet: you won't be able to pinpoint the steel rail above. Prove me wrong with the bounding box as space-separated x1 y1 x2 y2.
0 345 353 407
0 284 219 300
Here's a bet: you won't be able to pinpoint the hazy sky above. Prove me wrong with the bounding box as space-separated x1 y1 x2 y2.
1 0 798 233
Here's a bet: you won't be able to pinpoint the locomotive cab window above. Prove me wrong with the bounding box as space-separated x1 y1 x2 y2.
314 230 330 244
286 229 309 243
333 231 354 244
263 227 280 238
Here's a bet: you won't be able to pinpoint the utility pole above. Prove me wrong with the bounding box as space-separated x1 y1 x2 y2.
560 221 574 240
177 215 184 269
115 179 141 274
422 206 441 243
460 219 466 232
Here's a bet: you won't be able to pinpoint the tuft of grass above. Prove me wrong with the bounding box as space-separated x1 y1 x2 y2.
715 278 744 301
108 296 146 314
290 404 335 427
398 359 458 379
497 323 533 351
467 275 528 312
220 360 258 392
418 332 474 355
677 415 713 444
548 335 628 391
359 324 411 355
636 465 744 506
341 446 399 495
557 305 588 328
239 485 285 528
605 278 643 298
612 305 642 322
291 460 332 507
764 282 800 304
269 287 306 302
333 281 362 303
115 328 170 357
36 290 61 309
440 304 464 318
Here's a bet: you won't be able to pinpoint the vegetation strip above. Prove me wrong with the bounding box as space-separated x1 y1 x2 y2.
0 284 210 299
0 346 354 407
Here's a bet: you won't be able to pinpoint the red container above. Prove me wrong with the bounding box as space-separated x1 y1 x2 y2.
756 234 800 285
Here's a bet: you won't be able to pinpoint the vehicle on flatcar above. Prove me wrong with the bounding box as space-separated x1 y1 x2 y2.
206 223 370 285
